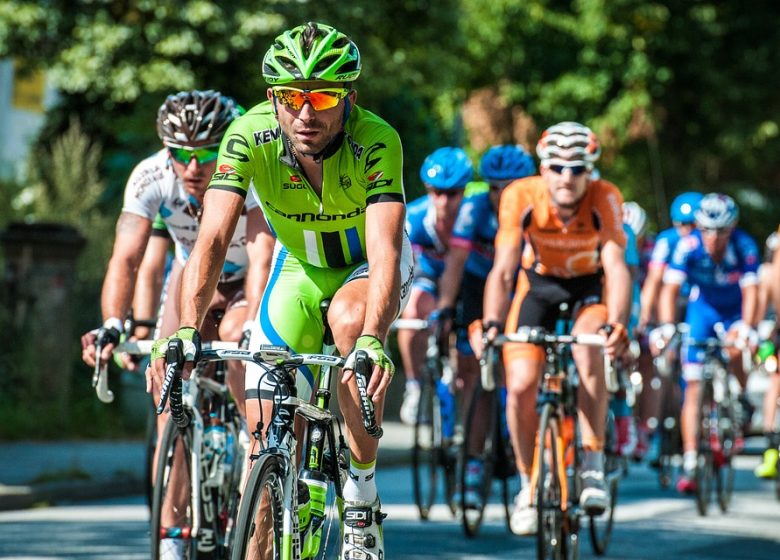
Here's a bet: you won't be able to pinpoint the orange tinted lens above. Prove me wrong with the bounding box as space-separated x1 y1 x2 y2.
306 91 342 111
274 89 305 110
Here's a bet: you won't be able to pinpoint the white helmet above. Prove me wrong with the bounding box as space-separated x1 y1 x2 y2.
695 193 738 229
622 201 648 238
536 121 601 167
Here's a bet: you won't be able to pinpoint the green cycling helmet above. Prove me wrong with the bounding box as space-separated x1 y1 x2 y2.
262 22 361 85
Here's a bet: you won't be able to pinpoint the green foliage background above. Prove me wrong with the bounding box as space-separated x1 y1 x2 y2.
1 0 780 437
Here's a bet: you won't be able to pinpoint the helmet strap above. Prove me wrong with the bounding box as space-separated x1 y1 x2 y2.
342 97 352 125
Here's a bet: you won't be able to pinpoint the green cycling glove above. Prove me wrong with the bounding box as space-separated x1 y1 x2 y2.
151 327 202 363
344 335 395 377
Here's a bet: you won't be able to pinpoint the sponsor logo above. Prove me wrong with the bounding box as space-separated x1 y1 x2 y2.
224 134 250 162
265 201 366 222
289 174 302 183
340 174 352 189
367 178 394 191
212 172 244 183
282 183 306 190
253 127 281 145
219 164 235 173
364 142 386 173
400 263 414 301
346 133 364 159
367 171 383 182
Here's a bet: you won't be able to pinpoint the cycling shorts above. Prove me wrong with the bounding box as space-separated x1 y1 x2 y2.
504 269 607 363
455 271 486 356
681 295 740 381
246 236 414 403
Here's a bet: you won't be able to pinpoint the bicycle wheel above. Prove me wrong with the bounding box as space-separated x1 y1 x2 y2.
150 418 196 560
536 403 565 560
231 454 286 560
144 398 158 509
589 413 618 555
695 381 715 516
715 401 736 512
412 374 440 520
460 384 498 537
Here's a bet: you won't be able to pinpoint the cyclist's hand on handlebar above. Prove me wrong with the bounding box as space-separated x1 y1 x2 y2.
342 335 394 403
239 320 254 350
599 322 629 360
147 327 201 394
81 318 123 368
429 307 455 347
648 322 676 357
728 320 758 353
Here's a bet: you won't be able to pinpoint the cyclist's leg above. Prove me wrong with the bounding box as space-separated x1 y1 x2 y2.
503 272 547 534
396 271 437 425
327 237 413 559
213 284 249 419
456 271 486 453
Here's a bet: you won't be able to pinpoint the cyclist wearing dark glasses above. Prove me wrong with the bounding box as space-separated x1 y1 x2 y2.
474 121 631 535
150 22 412 560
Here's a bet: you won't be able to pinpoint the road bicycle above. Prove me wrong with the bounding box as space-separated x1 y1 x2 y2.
393 318 461 520
162 303 380 560
462 339 518 537
688 334 742 516
487 325 616 560
115 339 246 559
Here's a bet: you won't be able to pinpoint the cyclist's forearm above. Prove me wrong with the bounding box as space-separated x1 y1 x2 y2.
657 282 680 324
605 264 632 326
101 257 138 321
482 266 513 325
741 283 759 327
437 246 469 309
639 267 663 325
178 240 226 330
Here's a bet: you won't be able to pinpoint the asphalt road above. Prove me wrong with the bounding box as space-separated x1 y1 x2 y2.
0 457 778 559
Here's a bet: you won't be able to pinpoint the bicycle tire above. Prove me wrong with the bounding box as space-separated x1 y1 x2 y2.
589 413 618 555
144 398 158 509
536 403 565 560
231 454 286 560
695 380 715 516
715 401 736 512
150 418 197 560
460 383 498 537
412 374 440 520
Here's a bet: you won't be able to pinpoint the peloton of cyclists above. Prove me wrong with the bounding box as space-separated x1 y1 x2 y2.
475 121 631 535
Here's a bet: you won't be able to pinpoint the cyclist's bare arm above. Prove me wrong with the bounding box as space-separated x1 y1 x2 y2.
82 212 152 367
243 207 275 325
361 201 404 344
657 280 681 325
179 189 246 331
771 243 780 315
437 244 470 310
600 240 631 356
740 282 759 329
639 264 665 329
478 241 522 356
132 235 171 340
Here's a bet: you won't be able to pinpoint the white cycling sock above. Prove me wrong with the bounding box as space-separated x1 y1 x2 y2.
343 457 377 503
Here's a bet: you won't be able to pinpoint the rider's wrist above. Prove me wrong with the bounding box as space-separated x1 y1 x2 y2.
482 320 504 332
103 317 124 333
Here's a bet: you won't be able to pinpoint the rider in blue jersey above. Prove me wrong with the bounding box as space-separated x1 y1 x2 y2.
398 147 473 425
653 193 760 493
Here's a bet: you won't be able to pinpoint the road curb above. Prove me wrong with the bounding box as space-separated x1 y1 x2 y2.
0 478 144 511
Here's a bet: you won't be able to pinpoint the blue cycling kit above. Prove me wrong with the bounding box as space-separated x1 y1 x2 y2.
451 191 499 279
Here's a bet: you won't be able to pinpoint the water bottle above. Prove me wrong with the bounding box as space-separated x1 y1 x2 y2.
299 469 328 557
203 414 226 486
436 378 456 439
297 479 311 534
224 430 235 473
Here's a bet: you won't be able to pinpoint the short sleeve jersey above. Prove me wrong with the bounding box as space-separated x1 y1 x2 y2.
451 190 499 279
207 102 405 269
405 195 449 279
122 149 257 283
495 176 626 278
649 227 681 269
664 228 760 305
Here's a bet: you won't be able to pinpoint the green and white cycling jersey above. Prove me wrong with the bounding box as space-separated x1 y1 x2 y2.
122 148 258 283
208 102 405 268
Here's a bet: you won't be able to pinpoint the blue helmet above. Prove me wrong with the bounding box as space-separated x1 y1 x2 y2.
479 145 536 185
669 191 703 224
695 193 739 229
420 147 473 190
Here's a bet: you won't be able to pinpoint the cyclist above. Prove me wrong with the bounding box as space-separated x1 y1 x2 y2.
475 122 631 535
653 193 759 493
639 191 703 459
755 228 780 478
149 23 413 560
397 146 473 425
434 145 537 507
81 91 273 560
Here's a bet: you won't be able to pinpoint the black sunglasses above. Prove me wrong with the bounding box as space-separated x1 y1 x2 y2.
549 164 589 176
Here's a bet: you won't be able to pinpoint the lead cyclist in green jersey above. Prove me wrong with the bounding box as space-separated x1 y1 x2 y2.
150 22 413 560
